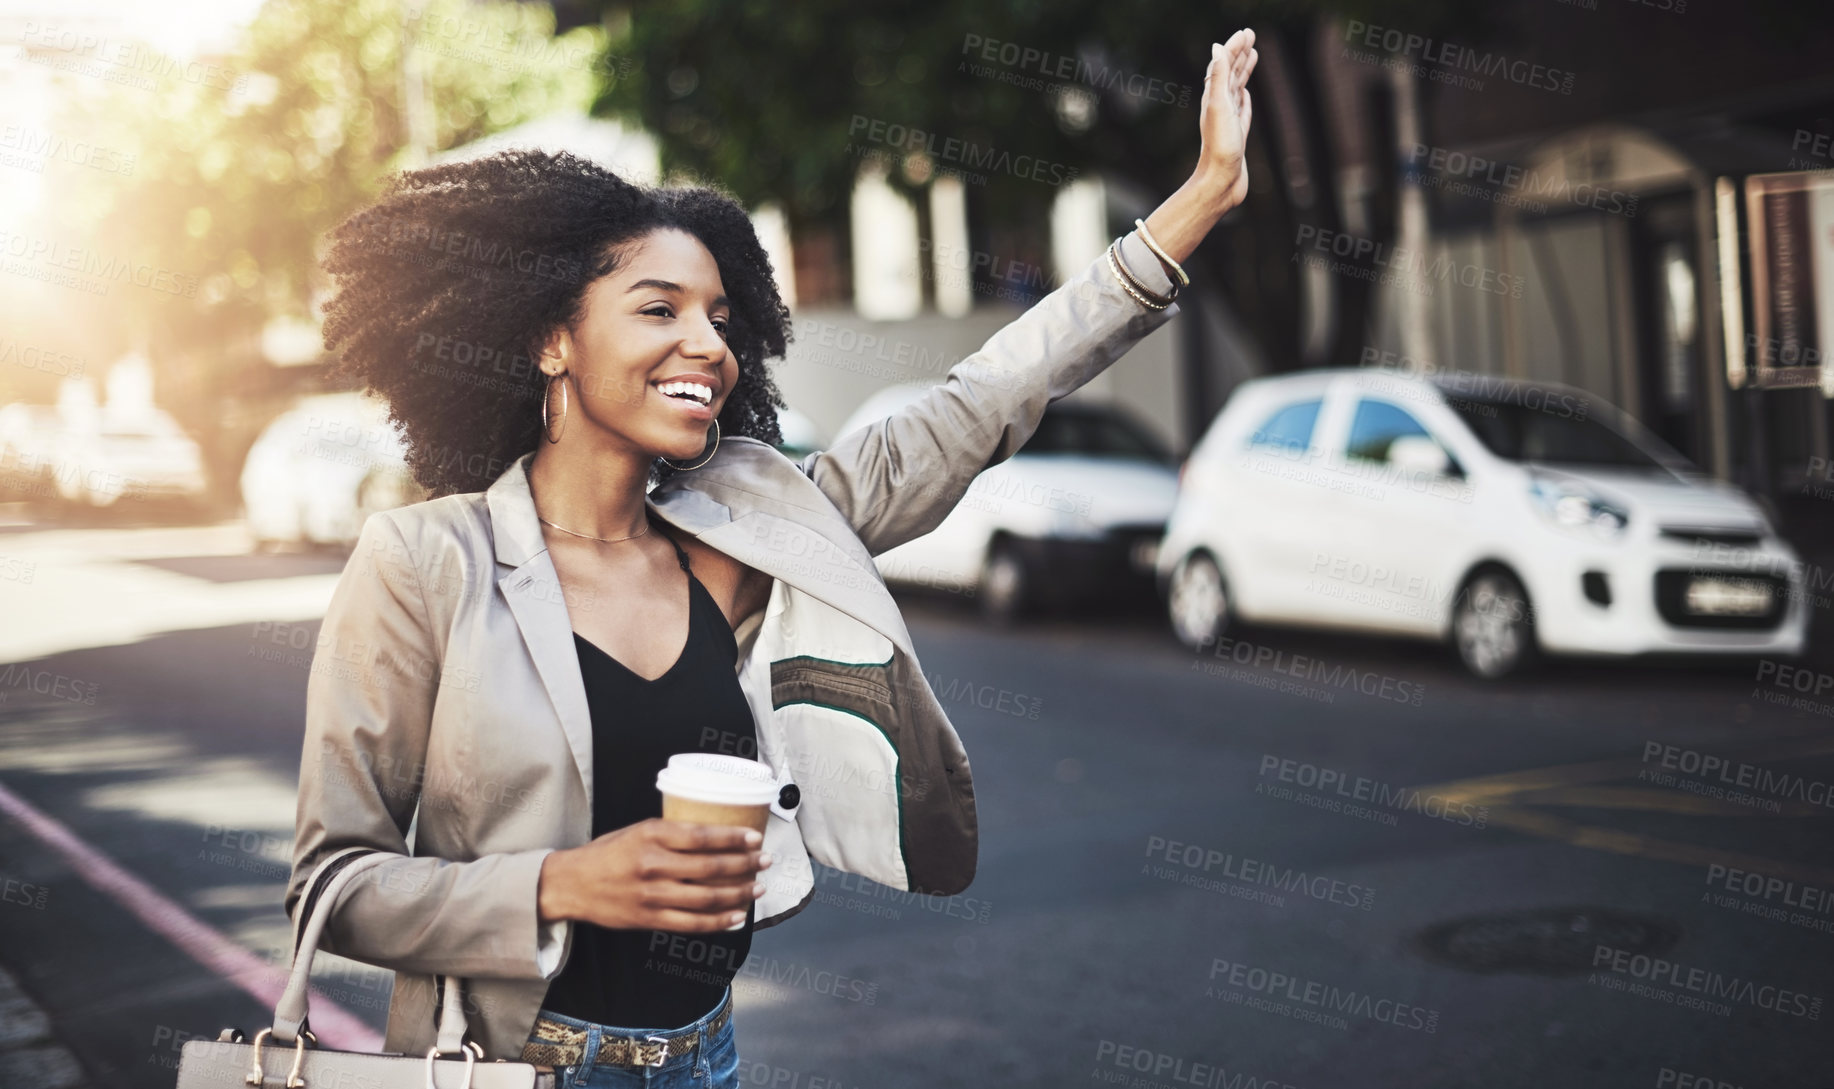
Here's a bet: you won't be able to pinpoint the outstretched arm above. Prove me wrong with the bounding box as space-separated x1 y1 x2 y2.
802 31 1259 556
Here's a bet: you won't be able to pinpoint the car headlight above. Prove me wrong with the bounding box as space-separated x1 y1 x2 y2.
1528 477 1629 540
1742 491 1781 540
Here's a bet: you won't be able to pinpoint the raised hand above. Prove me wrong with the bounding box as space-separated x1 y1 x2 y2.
1134 29 1259 267
1197 29 1258 210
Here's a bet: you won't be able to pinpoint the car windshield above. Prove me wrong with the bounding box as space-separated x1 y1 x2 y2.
1022 407 1172 463
1444 396 1674 470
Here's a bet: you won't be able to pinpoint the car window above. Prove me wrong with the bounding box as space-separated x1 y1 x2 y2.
1444 396 1671 470
1246 398 1321 453
1346 400 1437 463
1022 407 1171 463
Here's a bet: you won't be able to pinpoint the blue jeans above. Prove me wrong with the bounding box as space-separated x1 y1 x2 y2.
526 988 739 1089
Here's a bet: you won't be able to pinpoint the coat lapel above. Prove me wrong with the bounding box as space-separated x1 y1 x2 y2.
481 441 920 809
486 457 595 806
647 439 916 658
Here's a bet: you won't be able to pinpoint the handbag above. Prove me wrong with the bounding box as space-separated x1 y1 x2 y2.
176 845 554 1089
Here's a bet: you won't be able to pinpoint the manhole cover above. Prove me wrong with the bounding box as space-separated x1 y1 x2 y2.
1412 906 1680 976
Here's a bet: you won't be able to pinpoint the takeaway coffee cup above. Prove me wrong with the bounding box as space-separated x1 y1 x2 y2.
656 754 779 930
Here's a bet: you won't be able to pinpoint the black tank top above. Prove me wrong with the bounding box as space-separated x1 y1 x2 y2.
539 520 759 1029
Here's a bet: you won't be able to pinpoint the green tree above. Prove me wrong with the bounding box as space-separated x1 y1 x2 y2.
586 0 1491 439
22 0 605 496
55 0 604 405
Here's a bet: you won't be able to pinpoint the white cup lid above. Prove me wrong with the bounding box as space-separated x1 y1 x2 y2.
656 753 779 806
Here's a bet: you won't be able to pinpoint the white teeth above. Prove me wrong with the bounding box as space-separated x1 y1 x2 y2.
657 381 712 405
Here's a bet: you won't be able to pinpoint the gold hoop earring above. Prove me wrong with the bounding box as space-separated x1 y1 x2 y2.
662 420 720 471
542 373 569 444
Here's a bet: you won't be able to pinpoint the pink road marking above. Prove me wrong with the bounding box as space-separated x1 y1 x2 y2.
0 777 383 1050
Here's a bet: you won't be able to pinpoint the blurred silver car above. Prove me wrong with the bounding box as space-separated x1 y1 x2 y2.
0 402 206 507
61 413 208 506
241 392 425 549
832 387 1179 620
0 404 64 499
773 406 825 461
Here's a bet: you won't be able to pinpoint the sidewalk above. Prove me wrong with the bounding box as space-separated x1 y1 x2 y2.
0 522 339 664
0 964 89 1089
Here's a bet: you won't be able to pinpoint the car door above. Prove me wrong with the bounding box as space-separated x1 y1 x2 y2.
1218 387 1344 619
1307 396 1471 635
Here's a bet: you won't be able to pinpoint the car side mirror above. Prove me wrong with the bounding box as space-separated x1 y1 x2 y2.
1387 436 1451 478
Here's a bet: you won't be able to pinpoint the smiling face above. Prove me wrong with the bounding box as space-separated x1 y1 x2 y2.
540 227 740 462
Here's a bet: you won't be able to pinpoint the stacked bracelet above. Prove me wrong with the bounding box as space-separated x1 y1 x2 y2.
1107 238 1176 310
1133 218 1190 287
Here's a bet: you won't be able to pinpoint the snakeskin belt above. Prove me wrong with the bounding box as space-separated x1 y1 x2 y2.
520 1000 731 1069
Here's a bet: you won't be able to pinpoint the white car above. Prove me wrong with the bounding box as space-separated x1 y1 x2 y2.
0 404 64 499
773 406 824 461
1157 369 1810 678
58 411 209 506
241 391 425 549
832 386 1179 620
0 403 207 507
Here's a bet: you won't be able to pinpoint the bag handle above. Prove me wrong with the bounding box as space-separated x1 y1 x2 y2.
287 845 372 963
272 849 469 1053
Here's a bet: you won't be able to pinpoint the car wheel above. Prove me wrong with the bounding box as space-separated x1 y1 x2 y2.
980 540 1032 623
1168 552 1231 650
1451 569 1538 679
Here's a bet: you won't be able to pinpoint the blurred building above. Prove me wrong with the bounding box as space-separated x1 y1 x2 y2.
797 167 1180 448
1304 5 1834 537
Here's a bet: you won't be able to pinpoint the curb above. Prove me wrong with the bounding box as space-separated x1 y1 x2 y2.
0 963 89 1089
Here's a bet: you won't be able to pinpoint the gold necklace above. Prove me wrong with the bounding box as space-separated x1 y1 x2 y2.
537 514 651 544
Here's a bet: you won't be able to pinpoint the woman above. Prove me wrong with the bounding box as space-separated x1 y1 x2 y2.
286 29 1257 1089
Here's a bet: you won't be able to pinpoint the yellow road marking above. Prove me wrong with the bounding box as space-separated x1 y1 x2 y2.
1502 786 1821 818
1483 804 1834 888
1411 735 1834 887
1418 733 1834 804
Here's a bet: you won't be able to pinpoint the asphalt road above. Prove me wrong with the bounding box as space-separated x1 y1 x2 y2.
0 521 1831 1088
